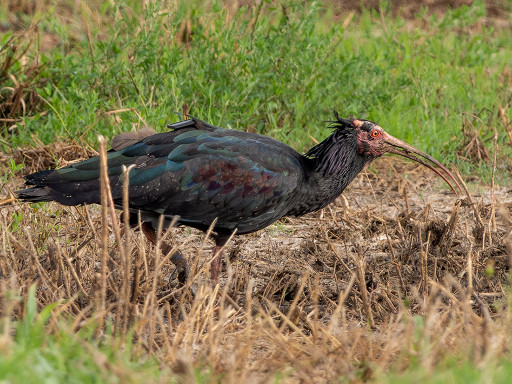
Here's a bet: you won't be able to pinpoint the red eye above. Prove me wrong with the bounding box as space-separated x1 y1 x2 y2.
371 129 380 138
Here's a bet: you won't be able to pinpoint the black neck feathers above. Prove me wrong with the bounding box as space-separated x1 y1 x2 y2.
289 118 369 217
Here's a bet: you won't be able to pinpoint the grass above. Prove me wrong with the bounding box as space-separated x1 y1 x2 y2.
1 0 511 172
1 0 512 383
0 286 165 384
380 361 512 384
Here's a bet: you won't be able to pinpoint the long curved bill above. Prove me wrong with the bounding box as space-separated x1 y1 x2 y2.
382 132 462 196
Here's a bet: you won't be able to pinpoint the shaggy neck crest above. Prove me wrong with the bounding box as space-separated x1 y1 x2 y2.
305 111 365 177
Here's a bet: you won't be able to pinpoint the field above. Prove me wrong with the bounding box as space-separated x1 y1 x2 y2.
1 0 512 382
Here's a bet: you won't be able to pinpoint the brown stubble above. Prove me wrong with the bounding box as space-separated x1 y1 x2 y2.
3 147 512 381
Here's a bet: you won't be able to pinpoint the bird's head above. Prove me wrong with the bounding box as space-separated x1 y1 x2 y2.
330 111 462 196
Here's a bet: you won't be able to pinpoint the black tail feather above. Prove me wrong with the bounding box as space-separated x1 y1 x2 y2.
16 168 105 205
15 186 54 203
24 169 55 186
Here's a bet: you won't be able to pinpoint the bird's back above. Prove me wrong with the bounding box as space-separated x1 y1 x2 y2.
17 118 307 235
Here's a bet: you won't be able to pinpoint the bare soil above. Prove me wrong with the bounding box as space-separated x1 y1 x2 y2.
329 0 508 19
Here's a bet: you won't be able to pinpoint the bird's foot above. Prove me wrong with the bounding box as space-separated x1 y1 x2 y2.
169 255 196 297
170 260 190 286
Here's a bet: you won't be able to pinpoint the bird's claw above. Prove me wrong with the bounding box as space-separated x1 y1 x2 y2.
170 259 190 286
169 257 197 297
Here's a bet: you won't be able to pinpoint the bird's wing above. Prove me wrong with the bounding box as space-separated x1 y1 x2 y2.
20 118 217 201
20 119 304 233
118 125 304 232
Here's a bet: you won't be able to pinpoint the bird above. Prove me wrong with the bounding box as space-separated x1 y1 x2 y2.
16 112 461 285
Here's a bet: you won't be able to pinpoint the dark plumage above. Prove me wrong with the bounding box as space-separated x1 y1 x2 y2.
16 112 461 284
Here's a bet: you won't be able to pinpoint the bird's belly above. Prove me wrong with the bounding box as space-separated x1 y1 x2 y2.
143 199 289 236
215 209 286 235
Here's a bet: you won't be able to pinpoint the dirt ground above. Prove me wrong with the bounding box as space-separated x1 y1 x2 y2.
328 0 509 19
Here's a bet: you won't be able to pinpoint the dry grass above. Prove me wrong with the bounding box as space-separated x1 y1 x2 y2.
1 142 511 381
0 27 48 141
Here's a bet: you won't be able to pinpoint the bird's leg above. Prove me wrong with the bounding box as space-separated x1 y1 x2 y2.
210 235 229 284
210 246 223 284
141 222 190 286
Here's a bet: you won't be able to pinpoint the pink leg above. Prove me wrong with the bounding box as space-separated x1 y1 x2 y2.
141 222 190 285
210 245 223 284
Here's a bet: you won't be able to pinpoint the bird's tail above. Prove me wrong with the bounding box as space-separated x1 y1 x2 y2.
16 170 57 202
16 127 163 206
15 168 105 206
